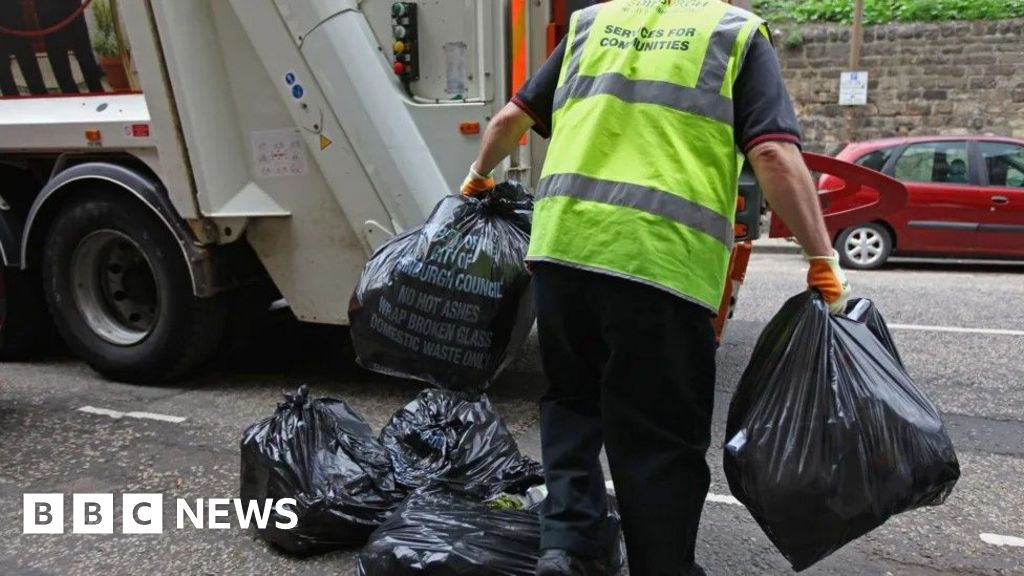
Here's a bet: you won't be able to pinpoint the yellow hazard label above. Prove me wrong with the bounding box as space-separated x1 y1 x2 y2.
319 134 333 150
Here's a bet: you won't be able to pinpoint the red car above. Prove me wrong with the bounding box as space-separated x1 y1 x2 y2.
774 136 1024 269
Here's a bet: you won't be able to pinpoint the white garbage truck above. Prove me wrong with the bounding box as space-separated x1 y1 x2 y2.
0 0 772 382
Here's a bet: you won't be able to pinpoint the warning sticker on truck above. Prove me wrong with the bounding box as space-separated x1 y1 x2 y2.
251 129 308 178
123 124 151 138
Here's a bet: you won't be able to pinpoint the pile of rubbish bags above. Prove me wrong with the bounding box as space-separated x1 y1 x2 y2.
724 292 960 571
349 182 535 393
240 385 545 556
241 385 625 573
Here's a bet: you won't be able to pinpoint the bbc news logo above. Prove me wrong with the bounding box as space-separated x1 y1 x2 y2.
23 494 297 534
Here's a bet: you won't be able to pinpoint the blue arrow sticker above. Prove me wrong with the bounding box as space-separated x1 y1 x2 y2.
292 84 304 100
284 72 296 85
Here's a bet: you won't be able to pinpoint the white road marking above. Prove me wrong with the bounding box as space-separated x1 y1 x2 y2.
980 533 1024 548
605 481 742 506
77 406 124 419
706 493 743 506
125 411 188 423
77 406 186 424
889 324 1024 337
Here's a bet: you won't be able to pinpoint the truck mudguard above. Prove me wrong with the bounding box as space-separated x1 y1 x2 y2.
20 162 212 295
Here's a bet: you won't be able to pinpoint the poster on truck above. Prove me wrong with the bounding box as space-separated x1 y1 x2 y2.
0 0 131 97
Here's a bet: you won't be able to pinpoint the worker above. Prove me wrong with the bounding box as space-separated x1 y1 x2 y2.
462 0 850 574
37 0 105 94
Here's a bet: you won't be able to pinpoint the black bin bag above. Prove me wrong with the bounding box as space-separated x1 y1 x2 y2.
380 389 544 499
724 292 960 571
349 183 535 393
356 488 625 576
240 386 403 555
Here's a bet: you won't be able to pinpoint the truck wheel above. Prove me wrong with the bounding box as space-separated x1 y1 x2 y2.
0 267 54 360
835 223 893 270
41 195 226 383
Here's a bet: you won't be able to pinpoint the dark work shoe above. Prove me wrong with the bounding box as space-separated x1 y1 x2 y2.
535 549 612 576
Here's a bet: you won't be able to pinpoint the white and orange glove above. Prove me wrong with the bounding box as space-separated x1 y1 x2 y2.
461 164 495 197
806 250 851 315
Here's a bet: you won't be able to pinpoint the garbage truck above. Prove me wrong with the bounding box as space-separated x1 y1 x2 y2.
0 0 899 383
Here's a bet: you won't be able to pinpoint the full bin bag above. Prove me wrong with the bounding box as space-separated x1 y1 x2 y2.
380 388 544 499
240 385 403 555
356 488 625 576
349 182 535 393
723 292 960 571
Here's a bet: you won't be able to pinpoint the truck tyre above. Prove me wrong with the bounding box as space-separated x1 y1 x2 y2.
835 223 893 270
0 267 54 360
41 194 226 383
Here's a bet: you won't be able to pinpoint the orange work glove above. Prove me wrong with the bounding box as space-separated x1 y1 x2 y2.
806 250 851 314
461 164 495 197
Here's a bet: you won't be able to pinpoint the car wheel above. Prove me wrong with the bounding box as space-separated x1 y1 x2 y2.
836 223 893 270
41 194 227 383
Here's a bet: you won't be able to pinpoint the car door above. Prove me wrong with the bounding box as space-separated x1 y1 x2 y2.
889 140 985 254
976 140 1024 256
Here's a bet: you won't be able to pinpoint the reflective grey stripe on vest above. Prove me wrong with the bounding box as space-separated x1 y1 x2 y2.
562 6 601 84
696 8 751 93
554 72 733 124
537 173 734 246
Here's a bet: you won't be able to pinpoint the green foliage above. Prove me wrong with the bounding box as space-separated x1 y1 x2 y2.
92 34 119 58
753 0 1024 24
783 30 805 49
91 0 120 57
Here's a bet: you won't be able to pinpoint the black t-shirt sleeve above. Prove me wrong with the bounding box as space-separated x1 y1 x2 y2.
733 32 803 153
511 38 566 139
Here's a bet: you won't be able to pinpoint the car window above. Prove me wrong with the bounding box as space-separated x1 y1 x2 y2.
979 142 1024 188
854 147 895 172
893 141 970 184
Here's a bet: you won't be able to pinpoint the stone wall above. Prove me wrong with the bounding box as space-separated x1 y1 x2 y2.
773 19 1024 153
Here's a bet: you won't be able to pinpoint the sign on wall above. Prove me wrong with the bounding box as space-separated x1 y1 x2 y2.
839 71 869 106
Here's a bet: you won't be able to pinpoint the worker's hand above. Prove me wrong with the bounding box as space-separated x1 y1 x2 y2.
806 250 851 315
461 164 495 197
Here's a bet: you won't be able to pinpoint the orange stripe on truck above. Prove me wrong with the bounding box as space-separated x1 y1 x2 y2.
511 0 528 145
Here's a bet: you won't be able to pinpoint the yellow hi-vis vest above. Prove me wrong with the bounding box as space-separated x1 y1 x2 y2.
528 0 767 311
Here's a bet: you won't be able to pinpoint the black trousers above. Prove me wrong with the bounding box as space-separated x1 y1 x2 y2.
0 4 47 96
534 263 717 576
0 44 48 96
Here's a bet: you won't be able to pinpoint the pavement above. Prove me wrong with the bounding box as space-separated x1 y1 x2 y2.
1 249 1023 576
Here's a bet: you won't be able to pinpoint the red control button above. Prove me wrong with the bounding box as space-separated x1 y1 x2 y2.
393 62 406 75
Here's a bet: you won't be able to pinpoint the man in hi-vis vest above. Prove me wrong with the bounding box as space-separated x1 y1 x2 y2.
463 1 850 574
